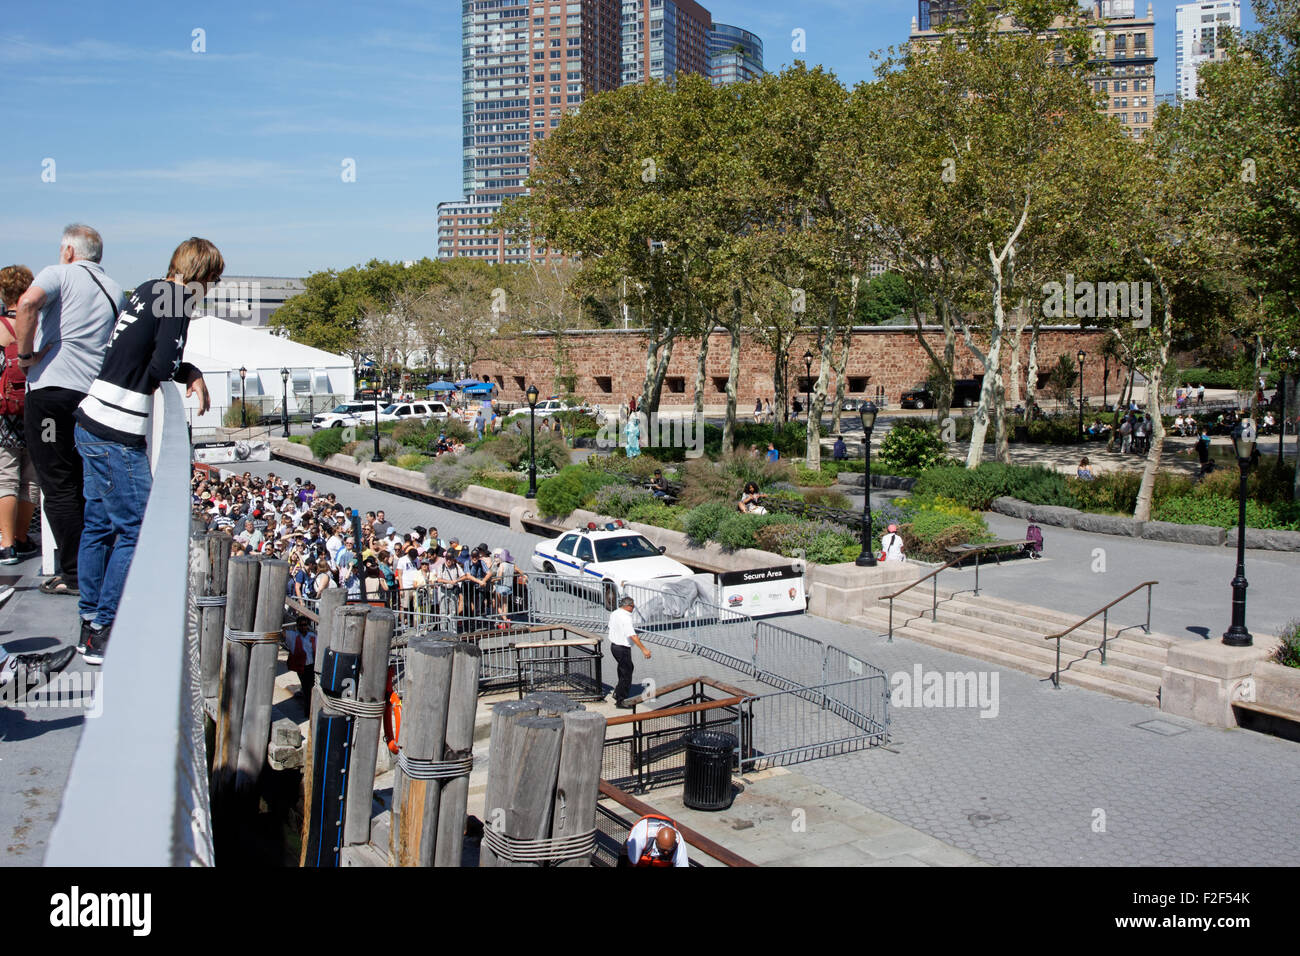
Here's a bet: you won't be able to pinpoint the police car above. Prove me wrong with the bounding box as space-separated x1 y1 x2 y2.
531 521 693 610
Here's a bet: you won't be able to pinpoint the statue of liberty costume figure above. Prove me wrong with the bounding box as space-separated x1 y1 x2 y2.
624 411 641 458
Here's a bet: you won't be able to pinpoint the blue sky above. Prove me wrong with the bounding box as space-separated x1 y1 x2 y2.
0 0 1256 286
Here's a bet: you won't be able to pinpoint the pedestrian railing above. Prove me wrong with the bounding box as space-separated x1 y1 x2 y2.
1043 581 1157 689
593 781 755 867
877 541 1024 642
47 383 213 866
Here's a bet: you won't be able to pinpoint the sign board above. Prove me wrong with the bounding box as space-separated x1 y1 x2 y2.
716 565 806 618
192 438 271 465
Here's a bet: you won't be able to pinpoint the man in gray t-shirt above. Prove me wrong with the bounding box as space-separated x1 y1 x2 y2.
13 224 123 596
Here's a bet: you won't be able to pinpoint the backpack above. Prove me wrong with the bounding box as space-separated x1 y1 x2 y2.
1025 524 1044 558
0 314 27 417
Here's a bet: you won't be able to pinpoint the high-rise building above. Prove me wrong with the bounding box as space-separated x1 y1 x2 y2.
1175 1 1241 103
909 1 1159 139
441 0 763 262
707 22 764 86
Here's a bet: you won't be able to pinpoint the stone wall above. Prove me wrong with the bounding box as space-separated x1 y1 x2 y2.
475 326 1114 408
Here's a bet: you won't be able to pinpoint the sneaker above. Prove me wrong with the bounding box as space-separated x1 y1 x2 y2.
12 538 38 559
0 547 15 565
13 646 76 693
83 625 112 666
77 619 96 656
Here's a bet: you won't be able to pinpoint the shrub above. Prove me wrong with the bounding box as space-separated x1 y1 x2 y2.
1274 620 1300 669
713 512 796 551
900 506 993 561
308 428 345 461
755 520 859 564
393 453 426 471
551 409 601 438
676 453 793 509
223 402 247 428
879 419 949 471
391 420 427 446
625 500 685 532
683 501 736 545
1151 495 1296 530
912 462 1078 511
704 420 815 458
354 437 398 462
794 465 835 487
590 483 654 519
426 450 501 496
535 465 622 518
801 487 852 510
475 471 526 495
586 452 667 481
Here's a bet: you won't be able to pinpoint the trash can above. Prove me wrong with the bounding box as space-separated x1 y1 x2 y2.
682 730 737 811
1013 424 1029 443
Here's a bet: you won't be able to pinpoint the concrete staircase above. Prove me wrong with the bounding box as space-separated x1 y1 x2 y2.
852 586 1176 705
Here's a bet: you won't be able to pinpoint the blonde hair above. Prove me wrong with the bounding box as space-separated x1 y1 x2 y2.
166 237 225 285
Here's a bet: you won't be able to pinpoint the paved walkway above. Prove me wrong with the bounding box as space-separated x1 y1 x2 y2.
250 457 1300 866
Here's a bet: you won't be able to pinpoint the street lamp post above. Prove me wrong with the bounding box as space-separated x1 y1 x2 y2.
803 349 813 424
855 402 879 567
1077 349 1086 438
1223 418 1257 646
371 390 383 463
280 367 290 438
239 366 247 429
526 384 539 499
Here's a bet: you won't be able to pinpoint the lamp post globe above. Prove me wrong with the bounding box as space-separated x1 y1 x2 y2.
525 384 540 499
280 367 290 437
1223 419 1256 646
855 402 878 567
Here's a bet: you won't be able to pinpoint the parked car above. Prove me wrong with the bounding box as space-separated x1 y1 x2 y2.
900 379 982 409
508 399 571 419
374 401 451 424
312 400 382 430
532 521 693 610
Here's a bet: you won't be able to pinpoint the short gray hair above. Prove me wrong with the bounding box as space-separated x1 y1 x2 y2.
619 595 634 608
61 224 103 263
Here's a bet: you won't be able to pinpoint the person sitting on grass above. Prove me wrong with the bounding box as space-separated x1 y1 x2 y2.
738 481 767 515
1076 456 1094 481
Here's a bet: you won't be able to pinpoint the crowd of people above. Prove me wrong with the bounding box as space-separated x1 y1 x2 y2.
192 468 530 684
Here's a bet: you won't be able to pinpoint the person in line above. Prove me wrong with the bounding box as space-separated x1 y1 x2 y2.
880 523 905 563
72 237 218 664
624 813 689 867
0 266 41 564
13 225 125 597
1076 456 1094 481
608 594 651 709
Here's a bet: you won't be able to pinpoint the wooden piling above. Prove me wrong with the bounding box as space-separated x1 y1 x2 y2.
212 556 259 804
343 608 394 845
432 641 482 867
235 559 289 800
478 699 538 868
497 715 564 868
391 638 455 867
299 586 346 865
552 710 607 867
197 533 232 703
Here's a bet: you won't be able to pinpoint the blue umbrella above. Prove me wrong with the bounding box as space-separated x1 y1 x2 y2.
427 381 457 391
454 378 480 388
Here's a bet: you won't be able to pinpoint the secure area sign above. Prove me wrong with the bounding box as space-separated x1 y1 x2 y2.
717 565 806 619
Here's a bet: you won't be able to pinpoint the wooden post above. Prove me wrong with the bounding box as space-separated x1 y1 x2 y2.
197 533 232 703
343 608 394 845
299 586 346 865
235 559 289 800
552 710 606 867
212 556 259 805
478 699 538 868
528 691 581 718
432 641 482 867
391 638 454 866
497 715 564 868
302 605 368 867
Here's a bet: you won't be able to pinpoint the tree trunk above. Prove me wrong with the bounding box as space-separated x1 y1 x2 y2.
692 324 711 416
830 276 859 433
1134 294 1173 522
722 300 741 455
647 334 674 413
805 299 839 467
1025 321 1040 420
993 366 1010 463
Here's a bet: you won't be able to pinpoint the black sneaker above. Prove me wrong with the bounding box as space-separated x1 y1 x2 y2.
0 547 15 566
77 619 96 656
83 625 111 666
12 539 38 559
13 646 76 693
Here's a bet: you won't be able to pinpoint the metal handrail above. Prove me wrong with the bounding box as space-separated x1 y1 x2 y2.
1043 580 1157 689
876 541 1022 642
597 781 756 867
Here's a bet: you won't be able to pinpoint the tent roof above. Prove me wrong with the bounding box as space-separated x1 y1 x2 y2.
186 316 352 370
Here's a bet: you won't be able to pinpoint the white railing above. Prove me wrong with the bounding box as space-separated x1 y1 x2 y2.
46 383 213 866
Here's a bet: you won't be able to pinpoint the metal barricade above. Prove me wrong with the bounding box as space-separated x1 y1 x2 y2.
515 636 604 701
738 672 890 772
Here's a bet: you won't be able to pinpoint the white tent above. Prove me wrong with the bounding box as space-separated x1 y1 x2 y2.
183 316 354 429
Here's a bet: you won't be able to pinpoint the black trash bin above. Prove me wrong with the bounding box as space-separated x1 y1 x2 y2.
682 730 737 811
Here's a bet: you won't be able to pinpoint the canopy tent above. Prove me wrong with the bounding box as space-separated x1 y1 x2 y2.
426 381 457 391
463 382 496 394
454 378 481 388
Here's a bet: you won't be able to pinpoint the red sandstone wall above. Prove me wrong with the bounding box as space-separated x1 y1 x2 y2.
475 327 1115 407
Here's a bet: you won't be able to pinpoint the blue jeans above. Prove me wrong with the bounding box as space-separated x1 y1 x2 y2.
75 425 153 629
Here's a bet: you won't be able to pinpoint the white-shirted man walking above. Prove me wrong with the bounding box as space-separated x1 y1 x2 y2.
608 594 650 709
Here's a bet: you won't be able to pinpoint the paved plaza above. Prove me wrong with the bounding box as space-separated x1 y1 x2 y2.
243 458 1300 867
